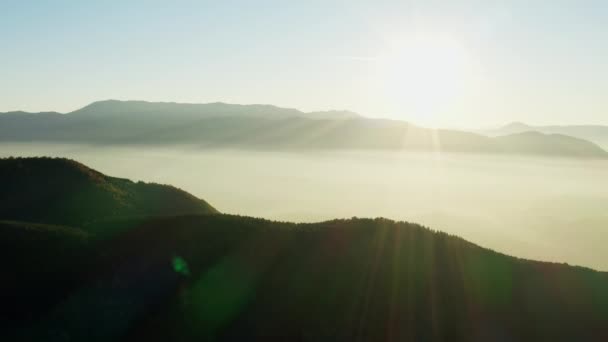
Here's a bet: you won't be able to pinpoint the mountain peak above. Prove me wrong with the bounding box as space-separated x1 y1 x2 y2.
503 121 532 130
1 157 106 183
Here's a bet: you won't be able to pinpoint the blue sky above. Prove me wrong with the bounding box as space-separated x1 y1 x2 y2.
2 0 608 127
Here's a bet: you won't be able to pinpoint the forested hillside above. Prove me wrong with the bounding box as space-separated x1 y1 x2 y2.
2 215 608 341
0 157 217 226
1 158 607 341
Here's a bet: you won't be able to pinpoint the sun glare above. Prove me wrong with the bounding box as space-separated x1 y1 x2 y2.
375 34 474 125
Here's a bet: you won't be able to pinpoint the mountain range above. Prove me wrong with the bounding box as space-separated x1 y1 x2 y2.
2 157 608 341
483 122 608 149
2 100 607 158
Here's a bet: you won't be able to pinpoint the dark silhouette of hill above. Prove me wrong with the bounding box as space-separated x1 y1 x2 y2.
0 157 217 226
485 122 608 149
1 158 607 341
0 220 93 326
2 216 608 341
2 100 607 158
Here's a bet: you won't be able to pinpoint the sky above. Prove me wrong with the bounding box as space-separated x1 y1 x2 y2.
1 0 608 128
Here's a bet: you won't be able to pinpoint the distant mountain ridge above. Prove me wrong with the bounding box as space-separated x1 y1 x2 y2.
1 111 63 116
70 99 361 120
493 131 607 157
1 100 607 158
485 122 608 149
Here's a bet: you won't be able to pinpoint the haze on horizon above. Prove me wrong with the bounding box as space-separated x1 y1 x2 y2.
2 0 608 128
3 143 608 271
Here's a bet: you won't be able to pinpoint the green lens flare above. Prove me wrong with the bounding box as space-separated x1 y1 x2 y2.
173 256 191 276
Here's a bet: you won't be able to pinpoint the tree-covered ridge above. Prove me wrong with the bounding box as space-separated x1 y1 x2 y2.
2 215 608 341
0 157 218 226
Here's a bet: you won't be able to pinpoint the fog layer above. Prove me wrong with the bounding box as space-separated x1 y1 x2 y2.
3 143 607 270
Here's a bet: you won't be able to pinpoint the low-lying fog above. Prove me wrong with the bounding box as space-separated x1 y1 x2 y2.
3 143 607 271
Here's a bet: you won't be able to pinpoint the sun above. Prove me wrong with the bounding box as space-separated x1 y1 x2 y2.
375 34 473 125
